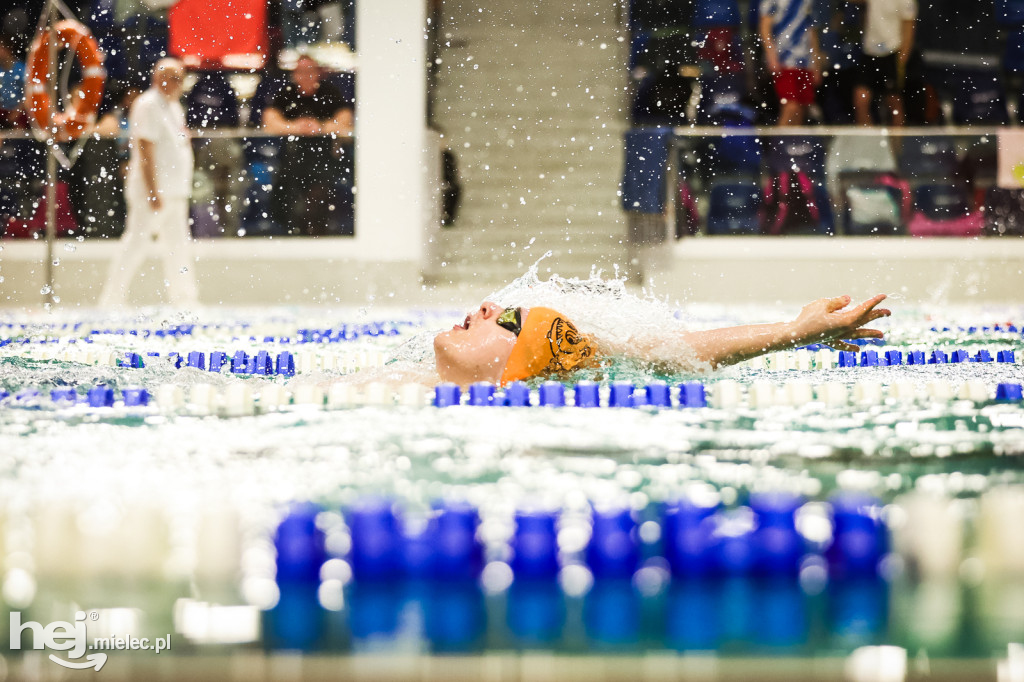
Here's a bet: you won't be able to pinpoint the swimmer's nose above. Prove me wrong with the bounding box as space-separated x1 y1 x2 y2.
480 302 502 319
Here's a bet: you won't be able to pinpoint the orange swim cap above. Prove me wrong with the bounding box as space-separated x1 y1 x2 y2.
499 307 596 385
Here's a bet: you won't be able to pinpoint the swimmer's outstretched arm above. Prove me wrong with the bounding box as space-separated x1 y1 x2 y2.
680 294 890 369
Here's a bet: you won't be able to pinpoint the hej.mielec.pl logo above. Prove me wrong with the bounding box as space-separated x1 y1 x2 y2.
10 610 172 671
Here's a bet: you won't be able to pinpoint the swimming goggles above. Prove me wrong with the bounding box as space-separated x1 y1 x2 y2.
496 307 522 336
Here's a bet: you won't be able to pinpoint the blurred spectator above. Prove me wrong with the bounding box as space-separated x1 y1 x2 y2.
94 81 144 142
99 58 199 307
247 22 289 127
759 0 822 125
852 0 917 126
186 71 244 237
0 37 26 129
816 0 863 124
261 55 353 236
69 82 141 238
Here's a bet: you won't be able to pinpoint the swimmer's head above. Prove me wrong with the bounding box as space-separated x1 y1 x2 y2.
433 302 595 387
434 302 518 387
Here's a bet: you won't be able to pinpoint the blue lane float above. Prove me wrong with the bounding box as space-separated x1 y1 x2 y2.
663 495 721 577
950 350 970 363
574 381 600 408
276 351 296 377
274 503 327 583
860 350 882 367
231 351 249 374
679 383 708 407
646 382 671 407
586 507 640 579
123 388 150 406
347 498 403 582
434 383 461 407
254 351 274 376
209 351 230 372
87 385 114 408
325 494 895 586
907 350 926 365
504 381 531 406
468 382 496 406
996 383 1024 401
50 387 77 404
538 382 566 407
750 492 805 575
608 382 635 408
826 493 887 578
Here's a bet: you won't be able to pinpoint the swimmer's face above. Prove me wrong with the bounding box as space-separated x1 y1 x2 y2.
433 301 519 387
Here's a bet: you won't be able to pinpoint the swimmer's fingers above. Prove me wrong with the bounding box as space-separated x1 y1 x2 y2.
845 309 891 329
847 328 885 340
826 295 852 313
828 339 861 352
850 294 888 319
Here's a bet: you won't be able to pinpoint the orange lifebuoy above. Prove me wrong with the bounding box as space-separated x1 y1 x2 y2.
25 19 106 140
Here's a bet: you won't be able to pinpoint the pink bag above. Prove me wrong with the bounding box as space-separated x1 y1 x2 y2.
907 182 983 237
907 212 984 237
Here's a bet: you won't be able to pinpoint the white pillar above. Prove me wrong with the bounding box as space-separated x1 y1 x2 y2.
355 0 428 262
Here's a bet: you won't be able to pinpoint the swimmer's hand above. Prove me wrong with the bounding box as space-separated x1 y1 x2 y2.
791 294 891 353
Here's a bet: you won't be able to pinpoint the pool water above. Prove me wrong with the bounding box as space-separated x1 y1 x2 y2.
0 301 1023 665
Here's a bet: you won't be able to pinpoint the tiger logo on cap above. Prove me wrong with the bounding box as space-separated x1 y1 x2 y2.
544 316 594 374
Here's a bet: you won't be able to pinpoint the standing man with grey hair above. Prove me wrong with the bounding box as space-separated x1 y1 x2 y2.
99 57 199 307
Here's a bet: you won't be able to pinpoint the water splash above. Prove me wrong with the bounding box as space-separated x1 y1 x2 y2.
486 254 709 376
390 255 708 380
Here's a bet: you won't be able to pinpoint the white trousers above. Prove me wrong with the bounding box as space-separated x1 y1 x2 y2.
98 196 200 307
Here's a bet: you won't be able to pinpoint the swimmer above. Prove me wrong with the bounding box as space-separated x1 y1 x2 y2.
433 294 890 387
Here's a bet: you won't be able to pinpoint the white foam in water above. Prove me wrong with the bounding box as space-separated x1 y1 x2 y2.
390 255 711 378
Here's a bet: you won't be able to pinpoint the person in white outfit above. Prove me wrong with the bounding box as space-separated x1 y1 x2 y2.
98 58 199 307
